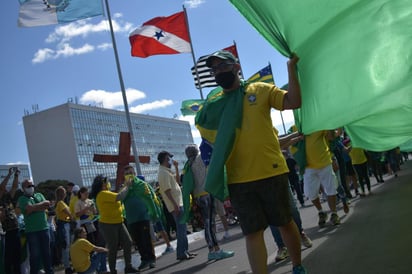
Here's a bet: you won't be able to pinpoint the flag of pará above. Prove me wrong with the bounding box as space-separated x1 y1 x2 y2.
129 11 191 58
18 0 103 28
191 45 241 89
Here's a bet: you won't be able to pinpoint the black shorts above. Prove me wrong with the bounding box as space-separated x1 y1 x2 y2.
228 174 292 235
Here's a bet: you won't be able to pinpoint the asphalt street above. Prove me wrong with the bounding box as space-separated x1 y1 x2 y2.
58 158 412 274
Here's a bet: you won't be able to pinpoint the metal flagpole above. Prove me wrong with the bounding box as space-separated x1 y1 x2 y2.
104 0 142 174
183 5 204 100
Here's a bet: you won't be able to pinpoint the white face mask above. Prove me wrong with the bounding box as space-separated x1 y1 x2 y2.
24 187 34 196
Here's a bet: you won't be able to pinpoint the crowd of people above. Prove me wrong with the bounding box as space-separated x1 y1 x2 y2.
0 49 410 274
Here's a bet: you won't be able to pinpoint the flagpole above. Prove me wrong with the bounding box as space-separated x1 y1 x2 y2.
104 0 142 175
183 5 204 100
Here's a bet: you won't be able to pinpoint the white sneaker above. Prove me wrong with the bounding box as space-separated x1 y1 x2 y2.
301 233 313 248
275 247 289 262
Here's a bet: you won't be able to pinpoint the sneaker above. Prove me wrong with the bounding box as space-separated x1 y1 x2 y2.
138 260 150 271
222 231 230 239
301 233 313 248
343 201 350 214
292 264 307 274
318 211 327 227
176 254 195 261
149 261 156 268
162 245 174 255
330 212 340 225
275 247 289 262
208 249 235 261
124 266 139 274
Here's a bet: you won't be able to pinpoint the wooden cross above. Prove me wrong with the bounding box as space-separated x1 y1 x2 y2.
93 132 150 190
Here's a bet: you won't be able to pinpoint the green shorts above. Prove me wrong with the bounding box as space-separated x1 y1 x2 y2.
228 174 292 235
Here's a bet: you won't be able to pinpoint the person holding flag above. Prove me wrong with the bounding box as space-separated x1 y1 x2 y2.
122 165 163 271
195 50 306 274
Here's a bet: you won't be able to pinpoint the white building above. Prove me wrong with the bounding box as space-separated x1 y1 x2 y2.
23 103 194 187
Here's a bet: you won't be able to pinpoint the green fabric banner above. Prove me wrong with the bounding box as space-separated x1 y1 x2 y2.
230 0 412 151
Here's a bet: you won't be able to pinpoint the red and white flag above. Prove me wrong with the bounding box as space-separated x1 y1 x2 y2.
129 11 191 58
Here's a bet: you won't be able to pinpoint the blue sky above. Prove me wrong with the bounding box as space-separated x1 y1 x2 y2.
1 0 294 166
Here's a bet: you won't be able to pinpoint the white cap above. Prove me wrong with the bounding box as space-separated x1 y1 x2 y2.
72 185 80 193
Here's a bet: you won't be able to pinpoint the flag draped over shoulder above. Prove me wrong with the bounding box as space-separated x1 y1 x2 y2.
191 45 240 89
230 0 412 151
247 64 274 84
18 0 103 27
125 177 164 222
129 11 191 58
195 83 245 201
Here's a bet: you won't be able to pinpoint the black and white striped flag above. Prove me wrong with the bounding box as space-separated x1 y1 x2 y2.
191 55 217 89
191 44 242 89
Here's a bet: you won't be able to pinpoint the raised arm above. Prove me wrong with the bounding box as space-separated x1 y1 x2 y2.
283 54 301 110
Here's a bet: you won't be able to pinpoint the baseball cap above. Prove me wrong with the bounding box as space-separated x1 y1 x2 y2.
72 185 80 193
206 50 237 67
157 151 173 164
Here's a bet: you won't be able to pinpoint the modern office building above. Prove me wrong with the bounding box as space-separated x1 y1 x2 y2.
23 103 194 187
0 164 31 190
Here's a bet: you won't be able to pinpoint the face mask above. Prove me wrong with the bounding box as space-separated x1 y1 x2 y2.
24 187 34 196
215 70 236 89
125 174 134 182
106 182 111 190
168 158 173 167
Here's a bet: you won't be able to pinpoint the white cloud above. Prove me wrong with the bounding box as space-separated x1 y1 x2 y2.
32 43 95 64
34 15 133 63
184 0 205 8
130 100 174 113
97 43 112 51
79 88 146 109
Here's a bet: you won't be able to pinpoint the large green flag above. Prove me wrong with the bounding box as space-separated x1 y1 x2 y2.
230 0 412 151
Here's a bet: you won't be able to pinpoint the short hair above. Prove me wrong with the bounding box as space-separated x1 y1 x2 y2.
157 151 173 164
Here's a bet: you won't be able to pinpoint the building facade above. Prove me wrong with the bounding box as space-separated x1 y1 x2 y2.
23 103 194 187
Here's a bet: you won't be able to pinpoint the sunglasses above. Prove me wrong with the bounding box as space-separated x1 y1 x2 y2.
26 185 35 188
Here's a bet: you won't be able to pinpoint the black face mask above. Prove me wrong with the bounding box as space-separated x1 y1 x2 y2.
215 70 236 89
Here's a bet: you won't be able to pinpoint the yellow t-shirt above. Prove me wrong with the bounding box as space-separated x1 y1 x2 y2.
70 238 95 272
349 147 367 165
96 191 123 224
69 196 79 221
56 200 71 222
305 130 332 169
226 82 289 184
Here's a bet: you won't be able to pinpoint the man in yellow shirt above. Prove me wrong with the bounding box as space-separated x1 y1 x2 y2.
303 130 340 227
197 50 305 274
349 146 371 196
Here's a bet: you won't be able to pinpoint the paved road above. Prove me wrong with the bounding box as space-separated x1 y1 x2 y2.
58 159 412 273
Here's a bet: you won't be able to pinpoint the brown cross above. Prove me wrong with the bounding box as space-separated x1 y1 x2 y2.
93 132 150 190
